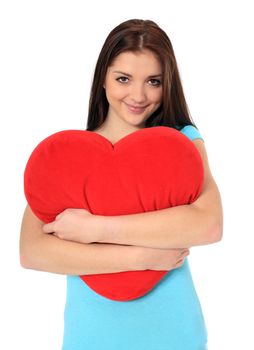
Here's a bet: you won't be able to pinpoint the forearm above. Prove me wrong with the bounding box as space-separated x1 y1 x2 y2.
20 206 142 275
99 203 222 249
99 140 224 249
21 234 141 275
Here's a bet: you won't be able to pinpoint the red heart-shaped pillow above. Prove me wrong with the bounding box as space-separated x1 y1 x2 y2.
24 126 204 301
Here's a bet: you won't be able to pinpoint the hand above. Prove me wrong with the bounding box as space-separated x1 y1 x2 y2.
42 208 101 243
139 247 190 271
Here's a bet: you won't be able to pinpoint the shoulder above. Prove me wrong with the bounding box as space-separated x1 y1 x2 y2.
179 125 204 142
177 125 212 198
177 125 207 172
176 127 222 229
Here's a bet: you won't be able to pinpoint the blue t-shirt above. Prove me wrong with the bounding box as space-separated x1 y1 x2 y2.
62 125 207 350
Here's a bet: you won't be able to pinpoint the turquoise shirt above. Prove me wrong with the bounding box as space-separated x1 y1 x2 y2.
62 125 207 350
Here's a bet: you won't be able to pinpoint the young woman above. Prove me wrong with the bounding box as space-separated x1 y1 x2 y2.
20 19 223 349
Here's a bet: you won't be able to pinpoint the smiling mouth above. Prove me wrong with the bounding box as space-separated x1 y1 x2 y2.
125 102 148 114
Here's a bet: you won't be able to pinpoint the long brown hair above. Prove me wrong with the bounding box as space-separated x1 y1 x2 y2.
86 19 197 131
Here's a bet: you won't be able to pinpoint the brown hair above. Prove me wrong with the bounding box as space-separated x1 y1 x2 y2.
86 19 197 131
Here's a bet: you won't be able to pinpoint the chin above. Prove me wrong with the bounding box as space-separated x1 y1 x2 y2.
123 116 147 128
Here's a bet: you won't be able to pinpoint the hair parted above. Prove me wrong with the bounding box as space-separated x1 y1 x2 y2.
86 19 197 131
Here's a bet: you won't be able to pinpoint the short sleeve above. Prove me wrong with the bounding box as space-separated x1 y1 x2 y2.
180 125 204 142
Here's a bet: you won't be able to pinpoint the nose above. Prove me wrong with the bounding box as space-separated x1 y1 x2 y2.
130 83 147 104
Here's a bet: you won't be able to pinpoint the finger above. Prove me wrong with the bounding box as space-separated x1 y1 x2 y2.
55 213 63 220
178 249 189 258
175 262 183 269
180 252 189 260
42 223 54 233
177 251 187 260
175 258 185 268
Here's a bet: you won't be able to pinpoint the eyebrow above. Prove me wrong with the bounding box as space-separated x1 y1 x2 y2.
112 70 162 78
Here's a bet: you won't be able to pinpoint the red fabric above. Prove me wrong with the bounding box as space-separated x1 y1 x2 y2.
24 126 204 301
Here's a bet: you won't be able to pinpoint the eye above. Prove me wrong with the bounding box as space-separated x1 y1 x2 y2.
148 79 161 87
116 76 129 84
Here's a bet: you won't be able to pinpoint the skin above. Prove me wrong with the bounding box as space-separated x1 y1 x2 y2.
43 49 165 242
20 49 222 274
98 49 163 142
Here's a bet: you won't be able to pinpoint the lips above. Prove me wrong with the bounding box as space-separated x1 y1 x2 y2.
125 102 147 114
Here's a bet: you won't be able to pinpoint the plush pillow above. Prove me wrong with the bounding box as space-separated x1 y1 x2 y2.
24 126 204 301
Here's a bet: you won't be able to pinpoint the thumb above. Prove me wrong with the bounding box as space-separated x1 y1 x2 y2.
42 222 54 233
55 212 64 220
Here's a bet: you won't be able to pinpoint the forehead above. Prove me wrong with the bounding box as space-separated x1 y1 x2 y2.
109 50 162 74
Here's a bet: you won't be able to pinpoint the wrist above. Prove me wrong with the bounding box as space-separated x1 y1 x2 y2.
95 215 116 243
94 216 147 270
133 246 149 271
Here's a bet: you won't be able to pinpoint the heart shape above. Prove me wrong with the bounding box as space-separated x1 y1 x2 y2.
24 126 204 301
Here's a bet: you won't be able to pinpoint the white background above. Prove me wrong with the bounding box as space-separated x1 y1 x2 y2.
0 0 253 349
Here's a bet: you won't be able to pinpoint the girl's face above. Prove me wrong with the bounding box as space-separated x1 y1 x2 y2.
104 49 163 129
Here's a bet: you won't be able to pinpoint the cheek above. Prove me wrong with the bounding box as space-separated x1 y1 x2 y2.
106 83 127 102
150 89 163 105
107 90 125 103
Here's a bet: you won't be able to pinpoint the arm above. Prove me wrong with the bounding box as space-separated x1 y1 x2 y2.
98 139 223 249
19 204 144 275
